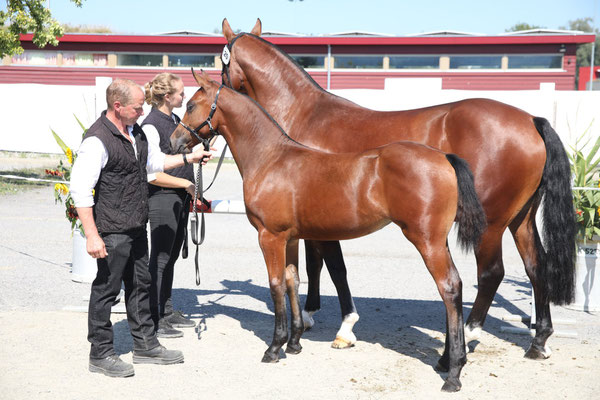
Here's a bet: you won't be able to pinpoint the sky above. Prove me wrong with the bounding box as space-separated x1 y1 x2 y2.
41 0 599 36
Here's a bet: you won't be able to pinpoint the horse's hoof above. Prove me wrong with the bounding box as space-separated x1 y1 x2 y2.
524 343 552 360
285 343 302 355
302 310 315 330
441 379 462 392
261 352 279 363
434 360 449 373
331 335 355 349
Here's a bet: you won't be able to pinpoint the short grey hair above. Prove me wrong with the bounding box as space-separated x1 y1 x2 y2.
106 79 142 109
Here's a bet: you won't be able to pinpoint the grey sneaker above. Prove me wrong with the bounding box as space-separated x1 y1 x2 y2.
132 345 184 365
89 354 134 377
165 310 196 328
157 318 184 338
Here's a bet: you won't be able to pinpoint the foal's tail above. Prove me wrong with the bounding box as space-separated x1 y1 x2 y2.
533 117 576 305
446 154 487 252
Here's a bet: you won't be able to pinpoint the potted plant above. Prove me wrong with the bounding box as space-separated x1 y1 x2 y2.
47 116 96 283
568 123 600 311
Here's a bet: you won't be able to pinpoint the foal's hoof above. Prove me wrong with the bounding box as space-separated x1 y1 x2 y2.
441 378 462 392
261 352 279 363
331 335 355 349
285 343 302 355
524 343 552 360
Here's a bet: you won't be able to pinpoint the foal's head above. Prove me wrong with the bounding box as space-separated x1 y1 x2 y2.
220 18 262 96
170 69 222 153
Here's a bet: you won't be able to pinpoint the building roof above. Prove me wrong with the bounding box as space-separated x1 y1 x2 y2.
504 29 587 36
407 30 483 37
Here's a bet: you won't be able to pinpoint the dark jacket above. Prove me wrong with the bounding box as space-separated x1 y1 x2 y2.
84 111 149 233
142 108 194 196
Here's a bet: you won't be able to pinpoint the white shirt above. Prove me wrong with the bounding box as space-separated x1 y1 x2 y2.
144 113 178 182
70 124 165 208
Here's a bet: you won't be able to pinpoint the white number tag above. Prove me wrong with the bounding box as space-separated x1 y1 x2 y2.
221 46 230 65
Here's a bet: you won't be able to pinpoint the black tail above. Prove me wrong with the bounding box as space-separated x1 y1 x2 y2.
446 154 487 252
533 117 576 305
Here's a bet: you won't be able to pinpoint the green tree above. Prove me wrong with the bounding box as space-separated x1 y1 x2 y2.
62 23 112 34
505 22 545 32
561 17 600 69
0 0 84 58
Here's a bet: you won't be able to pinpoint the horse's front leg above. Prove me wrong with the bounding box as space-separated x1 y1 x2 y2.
259 230 290 363
285 239 304 354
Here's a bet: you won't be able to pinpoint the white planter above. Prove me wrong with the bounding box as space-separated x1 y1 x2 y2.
570 236 600 312
71 229 97 283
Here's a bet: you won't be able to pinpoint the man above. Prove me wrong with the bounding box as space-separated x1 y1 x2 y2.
70 78 212 378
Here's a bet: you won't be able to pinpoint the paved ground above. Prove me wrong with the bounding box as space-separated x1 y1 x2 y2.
0 162 598 399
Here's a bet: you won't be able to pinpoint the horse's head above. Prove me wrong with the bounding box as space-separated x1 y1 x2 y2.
220 18 262 97
170 69 223 153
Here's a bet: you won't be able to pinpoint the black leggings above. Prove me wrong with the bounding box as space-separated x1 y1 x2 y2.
148 190 189 324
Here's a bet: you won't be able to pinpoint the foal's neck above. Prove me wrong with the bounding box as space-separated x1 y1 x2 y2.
218 89 303 178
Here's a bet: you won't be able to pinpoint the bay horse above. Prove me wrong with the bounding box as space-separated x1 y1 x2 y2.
219 18 576 359
171 70 487 392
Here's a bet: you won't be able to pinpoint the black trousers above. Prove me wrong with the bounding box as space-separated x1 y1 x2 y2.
148 190 189 324
88 228 160 359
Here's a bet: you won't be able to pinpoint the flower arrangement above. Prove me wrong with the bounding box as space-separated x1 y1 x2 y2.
46 116 87 234
568 122 600 241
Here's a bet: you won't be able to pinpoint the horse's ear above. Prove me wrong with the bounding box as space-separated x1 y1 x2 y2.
222 18 235 41
191 67 204 87
250 18 262 36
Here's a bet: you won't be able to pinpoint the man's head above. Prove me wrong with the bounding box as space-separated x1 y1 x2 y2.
106 79 145 126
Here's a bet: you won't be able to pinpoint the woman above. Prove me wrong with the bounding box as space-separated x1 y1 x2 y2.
143 73 196 338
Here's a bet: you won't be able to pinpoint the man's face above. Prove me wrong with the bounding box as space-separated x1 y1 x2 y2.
116 88 145 125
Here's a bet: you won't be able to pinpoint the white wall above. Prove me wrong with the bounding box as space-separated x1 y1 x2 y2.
1 78 598 155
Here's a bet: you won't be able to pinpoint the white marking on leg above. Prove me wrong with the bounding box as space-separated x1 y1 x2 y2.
302 310 316 330
464 325 481 344
333 312 359 348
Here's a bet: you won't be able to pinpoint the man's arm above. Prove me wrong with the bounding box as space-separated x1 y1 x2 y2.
76 207 108 258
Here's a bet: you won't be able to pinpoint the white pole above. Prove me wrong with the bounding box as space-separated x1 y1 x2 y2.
591 1 598 90
327 44 331 90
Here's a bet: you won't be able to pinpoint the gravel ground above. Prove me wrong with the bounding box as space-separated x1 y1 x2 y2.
0 162 598 399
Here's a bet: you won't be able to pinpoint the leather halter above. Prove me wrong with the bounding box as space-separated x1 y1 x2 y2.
178 84 223 148
177 83 229 286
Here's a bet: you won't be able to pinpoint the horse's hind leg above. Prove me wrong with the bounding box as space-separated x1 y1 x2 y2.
407 232 466 392
509 200 553 359
303 240 324 329
320 241 359 349
464 228 505 346
285 239 304 355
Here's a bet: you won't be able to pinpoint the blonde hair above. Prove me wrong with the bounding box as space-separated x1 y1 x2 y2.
106 79 141 110
144 73 183 107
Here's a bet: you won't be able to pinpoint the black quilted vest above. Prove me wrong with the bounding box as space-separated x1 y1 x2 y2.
141 108 194 196
84 111 149 234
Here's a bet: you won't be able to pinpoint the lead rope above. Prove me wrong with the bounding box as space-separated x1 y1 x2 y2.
191 138 229 286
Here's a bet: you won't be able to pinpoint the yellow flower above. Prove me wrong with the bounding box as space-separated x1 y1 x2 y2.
55 183 69 196
66 148 73 165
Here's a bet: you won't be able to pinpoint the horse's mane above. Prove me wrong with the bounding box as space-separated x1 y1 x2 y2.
240 33 327 94
221 83 310 149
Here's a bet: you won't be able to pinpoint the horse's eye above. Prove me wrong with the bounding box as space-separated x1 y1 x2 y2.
186 102 194 112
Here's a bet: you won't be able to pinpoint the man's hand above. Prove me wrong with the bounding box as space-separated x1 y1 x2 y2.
86 233 108 259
